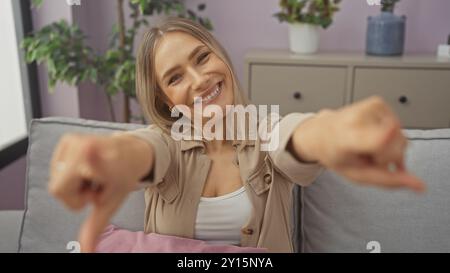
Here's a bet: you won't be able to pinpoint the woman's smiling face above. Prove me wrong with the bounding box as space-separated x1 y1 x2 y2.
154 31 234 116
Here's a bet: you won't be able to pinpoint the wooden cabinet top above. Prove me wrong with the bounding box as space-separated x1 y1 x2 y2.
245 49 450 68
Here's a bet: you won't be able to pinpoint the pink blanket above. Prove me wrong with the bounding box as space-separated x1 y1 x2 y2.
95 225 267 253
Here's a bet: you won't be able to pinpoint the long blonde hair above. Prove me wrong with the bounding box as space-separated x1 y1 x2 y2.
136 17 249 133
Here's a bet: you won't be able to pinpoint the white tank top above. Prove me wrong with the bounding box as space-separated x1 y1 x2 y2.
194 186 252 246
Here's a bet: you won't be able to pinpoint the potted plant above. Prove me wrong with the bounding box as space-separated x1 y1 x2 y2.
366 0 406 56
274 0 341 54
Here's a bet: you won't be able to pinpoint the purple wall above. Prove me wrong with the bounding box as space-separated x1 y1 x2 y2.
72 1 117 122
0 157 26 210
32 0 80 118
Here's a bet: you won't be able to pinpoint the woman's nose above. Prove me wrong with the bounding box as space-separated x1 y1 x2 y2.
187 67 209 92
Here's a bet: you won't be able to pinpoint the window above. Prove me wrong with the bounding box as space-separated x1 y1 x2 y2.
0 0 41 170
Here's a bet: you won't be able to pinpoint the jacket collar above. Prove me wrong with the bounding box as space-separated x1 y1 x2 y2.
180 138 256 152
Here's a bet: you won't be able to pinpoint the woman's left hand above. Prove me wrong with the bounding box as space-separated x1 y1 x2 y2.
291 96 426 192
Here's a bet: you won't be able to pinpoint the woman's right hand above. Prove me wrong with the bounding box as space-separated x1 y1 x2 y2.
48 133 153 252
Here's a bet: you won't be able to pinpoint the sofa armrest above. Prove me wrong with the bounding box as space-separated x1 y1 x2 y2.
0 210 24 253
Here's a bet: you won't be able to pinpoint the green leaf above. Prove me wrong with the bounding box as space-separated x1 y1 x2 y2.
89 68 98 83
32 0 43 8
276 0 341 28
48 77 56 92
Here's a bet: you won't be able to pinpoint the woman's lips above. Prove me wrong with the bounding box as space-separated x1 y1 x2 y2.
193 81 223 105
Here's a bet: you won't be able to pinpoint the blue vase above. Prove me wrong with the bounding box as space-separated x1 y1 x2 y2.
366 12 406 56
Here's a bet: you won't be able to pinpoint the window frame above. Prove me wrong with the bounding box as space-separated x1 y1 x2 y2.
0 0 41 170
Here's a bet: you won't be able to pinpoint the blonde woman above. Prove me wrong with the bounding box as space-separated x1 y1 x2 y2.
48 17 425 253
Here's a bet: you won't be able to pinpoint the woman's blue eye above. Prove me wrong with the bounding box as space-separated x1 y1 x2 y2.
197 51 210 64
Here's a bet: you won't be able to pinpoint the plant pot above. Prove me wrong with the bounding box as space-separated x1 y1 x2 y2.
366 12 406 56
289 23 320 54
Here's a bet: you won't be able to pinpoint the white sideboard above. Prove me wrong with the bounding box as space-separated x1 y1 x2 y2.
245 50 450 129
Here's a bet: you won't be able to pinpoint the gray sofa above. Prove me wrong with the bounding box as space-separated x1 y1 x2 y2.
1 117 449 253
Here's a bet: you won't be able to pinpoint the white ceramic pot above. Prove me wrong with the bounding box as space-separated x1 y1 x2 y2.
288 23 320 54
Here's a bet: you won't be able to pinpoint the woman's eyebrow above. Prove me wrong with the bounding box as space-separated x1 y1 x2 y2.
162 45 206 82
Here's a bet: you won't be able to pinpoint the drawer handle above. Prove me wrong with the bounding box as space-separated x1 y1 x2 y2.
398 96 408 104
293 92 302 100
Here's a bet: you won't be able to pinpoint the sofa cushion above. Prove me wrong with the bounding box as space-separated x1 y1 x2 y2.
0 210 24 252
301 128 450 252
20 117 147 252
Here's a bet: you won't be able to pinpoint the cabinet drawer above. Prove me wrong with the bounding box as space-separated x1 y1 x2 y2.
249 64 347 116
353 68 450 128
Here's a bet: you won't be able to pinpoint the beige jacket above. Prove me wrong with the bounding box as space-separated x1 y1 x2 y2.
123 112 324 252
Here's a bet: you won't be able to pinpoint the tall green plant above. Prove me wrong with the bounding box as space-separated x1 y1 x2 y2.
274 0 342 29
22 0 212 123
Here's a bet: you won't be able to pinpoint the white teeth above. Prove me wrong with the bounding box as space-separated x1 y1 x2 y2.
194 82 222 104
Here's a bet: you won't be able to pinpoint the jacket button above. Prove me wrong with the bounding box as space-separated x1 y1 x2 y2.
241 228 254 235
263 173 272 184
